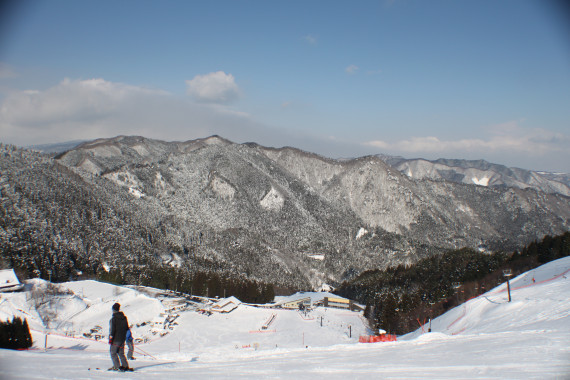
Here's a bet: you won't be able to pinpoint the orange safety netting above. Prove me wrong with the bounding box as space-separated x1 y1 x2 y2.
359 334 397 343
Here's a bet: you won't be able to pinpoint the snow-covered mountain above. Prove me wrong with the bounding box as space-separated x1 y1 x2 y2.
28 140 86 155
380 155 570 196
58 134 570 247
0 256 568 379
1 136 569 289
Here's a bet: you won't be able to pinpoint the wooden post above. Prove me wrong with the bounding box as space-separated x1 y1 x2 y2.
503 269 513 302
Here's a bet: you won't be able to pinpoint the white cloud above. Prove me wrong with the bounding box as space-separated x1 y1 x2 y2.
0 77 255 146
0 76 364 167
1 76 567 173
363 121 570 157
345 64 359 75
0 78 164 129
185 71 240 104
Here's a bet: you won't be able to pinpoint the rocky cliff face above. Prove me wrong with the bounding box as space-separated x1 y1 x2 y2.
2 136 569 289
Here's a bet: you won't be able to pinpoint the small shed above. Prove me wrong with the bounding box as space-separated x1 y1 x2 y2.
0 269 24 292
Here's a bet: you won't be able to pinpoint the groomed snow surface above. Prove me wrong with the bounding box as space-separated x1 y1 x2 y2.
1 257 569 379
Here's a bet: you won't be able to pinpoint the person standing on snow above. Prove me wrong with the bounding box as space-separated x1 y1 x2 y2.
126 326 135 360
108 303 132 371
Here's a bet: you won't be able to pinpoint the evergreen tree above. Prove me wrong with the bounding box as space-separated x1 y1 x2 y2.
0 317 33 350
22 318 32 348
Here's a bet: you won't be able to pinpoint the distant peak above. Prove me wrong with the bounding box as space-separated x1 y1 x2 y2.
201 135 232 146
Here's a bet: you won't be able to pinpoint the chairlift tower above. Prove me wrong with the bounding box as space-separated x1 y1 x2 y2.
503 269 513 302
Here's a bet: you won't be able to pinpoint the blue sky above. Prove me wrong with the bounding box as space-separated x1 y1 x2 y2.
0 0 569 172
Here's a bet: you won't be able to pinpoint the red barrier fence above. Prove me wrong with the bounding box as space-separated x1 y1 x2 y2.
359 334 397 343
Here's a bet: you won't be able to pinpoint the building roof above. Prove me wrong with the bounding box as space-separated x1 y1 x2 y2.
281 297 312 307
211 296 241 313
0 269 24 292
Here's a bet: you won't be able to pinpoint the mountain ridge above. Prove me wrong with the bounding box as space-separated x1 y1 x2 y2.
1 136 569 289
379 155 570 196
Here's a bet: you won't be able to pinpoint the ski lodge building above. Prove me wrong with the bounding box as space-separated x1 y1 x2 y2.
280 297 312 310
210 296 241 313
315 297 363 312
273 293 364 312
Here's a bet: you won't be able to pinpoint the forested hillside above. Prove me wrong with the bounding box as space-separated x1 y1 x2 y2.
0 145 239 284
336 232 570 335
1 136 569 292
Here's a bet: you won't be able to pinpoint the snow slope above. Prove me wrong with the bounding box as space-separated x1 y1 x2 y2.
1 257 569 379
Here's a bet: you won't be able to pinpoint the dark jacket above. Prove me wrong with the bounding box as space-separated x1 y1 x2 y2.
109 311 129 345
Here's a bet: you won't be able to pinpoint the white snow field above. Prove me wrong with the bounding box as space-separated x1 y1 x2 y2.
0 257 569 379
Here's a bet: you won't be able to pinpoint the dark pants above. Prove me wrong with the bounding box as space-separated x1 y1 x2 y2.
110 341 128 369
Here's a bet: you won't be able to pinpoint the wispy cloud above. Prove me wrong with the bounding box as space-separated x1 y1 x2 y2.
345 64 359 75
383 0 399 8
302 34 317 45
0 63 18 79
366 68 382 75
186 71 240 104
